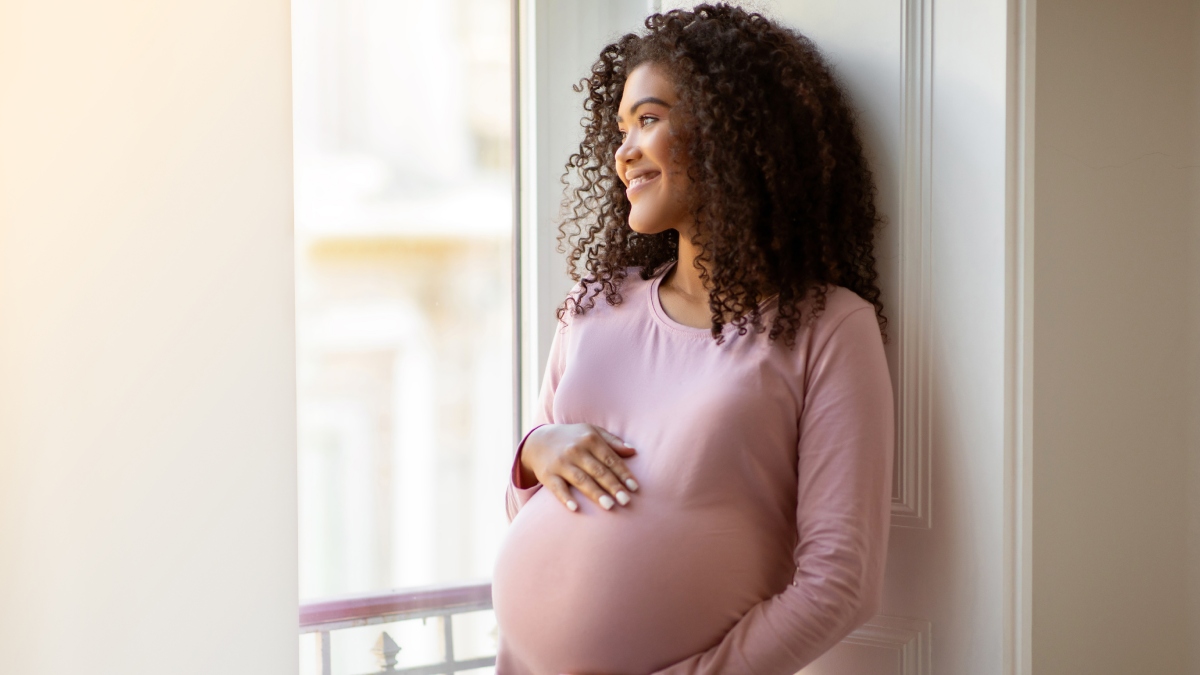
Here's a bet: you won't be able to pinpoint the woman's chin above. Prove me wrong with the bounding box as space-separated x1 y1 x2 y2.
627 215 669 236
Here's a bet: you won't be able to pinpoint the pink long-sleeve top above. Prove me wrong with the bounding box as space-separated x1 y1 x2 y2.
491 259 894 675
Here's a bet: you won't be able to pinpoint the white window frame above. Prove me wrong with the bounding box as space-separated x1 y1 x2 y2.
514 0 654 442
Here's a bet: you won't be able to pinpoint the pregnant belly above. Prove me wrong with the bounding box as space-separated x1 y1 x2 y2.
492 487 778 675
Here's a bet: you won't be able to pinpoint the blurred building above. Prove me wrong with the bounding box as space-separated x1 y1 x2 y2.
292 0 513 604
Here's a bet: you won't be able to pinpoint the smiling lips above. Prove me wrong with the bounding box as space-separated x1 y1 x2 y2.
626 170 661 193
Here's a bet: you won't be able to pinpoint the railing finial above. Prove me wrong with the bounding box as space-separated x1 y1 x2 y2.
372 631 401 671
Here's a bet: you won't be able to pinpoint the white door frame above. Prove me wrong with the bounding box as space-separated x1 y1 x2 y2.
1004 0 1036 672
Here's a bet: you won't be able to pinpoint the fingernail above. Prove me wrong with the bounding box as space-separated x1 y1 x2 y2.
566 500 578 512
599 495 615 510
625 478 639 491
615 490 631 505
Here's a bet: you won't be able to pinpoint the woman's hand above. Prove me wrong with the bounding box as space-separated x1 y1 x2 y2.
518 423 639 512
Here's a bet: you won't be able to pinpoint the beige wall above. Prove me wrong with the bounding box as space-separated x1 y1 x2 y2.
1033 0 1200 672
0 2 297 674
1190 3 1200 667
1191 2 1200 669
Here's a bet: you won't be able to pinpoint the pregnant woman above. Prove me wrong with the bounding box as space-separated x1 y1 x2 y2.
492 4 895 674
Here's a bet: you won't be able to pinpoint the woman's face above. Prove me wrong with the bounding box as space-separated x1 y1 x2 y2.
615 62 692 236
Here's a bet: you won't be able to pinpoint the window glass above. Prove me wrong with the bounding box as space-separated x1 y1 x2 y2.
293 0 513 600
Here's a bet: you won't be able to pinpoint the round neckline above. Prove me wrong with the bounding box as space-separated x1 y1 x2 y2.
647 260 779 338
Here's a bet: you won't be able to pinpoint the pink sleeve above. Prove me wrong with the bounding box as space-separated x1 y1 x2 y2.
651 306 895 674
504 312 571 523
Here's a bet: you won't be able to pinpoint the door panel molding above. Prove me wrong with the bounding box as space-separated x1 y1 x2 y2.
802 614 932 675
891 0 933 529
845 614 933 675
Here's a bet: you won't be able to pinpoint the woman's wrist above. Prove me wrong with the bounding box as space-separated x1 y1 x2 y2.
515 424 547 488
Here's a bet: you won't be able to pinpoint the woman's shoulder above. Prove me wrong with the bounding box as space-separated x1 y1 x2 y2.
585 265 664 297
800 284 883 348
776 283 880 346
819 284 875 321
558 265 657 324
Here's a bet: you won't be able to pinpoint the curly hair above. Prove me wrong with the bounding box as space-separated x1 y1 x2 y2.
554 3 888 348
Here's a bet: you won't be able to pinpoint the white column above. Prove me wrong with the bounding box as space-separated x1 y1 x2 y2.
0 2 297 674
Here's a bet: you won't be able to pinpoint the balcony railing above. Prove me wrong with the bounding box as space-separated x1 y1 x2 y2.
300 582 495 675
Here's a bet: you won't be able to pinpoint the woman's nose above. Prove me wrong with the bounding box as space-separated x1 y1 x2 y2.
615 135 640 164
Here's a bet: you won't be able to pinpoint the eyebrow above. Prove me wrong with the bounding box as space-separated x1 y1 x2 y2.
616 96 672 123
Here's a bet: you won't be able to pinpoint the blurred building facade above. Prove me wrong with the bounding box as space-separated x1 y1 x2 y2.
293 0 514 603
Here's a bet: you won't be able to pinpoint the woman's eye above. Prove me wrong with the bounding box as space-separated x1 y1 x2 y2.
617 116 655 141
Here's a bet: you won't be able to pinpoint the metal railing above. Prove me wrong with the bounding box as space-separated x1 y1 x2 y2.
300 581 495 675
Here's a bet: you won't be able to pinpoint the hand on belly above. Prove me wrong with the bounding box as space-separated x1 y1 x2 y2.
518 423 641 513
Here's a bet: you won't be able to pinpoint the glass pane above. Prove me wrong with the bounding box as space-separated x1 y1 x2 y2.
451 609 500 661
293 0 513 600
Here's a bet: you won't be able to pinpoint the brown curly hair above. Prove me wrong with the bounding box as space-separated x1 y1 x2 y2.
554 3 888 347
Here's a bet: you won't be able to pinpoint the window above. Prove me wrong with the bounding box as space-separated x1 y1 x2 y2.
293 1 659 670
293 0 513 651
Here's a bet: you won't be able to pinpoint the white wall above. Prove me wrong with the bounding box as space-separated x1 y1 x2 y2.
0 2 298 674
1032 0 1200 672
921 0 1014 668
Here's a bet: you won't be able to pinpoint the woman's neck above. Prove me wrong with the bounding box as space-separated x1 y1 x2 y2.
664 224 780 320
665 228 710 302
